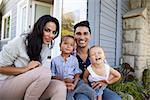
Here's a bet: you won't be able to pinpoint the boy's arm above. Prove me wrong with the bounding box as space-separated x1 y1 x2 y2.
52 76 62 80
107 67 121 84
51 59 62 81
83 69 90 84
66 73 80 91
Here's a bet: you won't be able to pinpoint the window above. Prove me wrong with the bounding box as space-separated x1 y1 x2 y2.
61 0 87 37
31 1 53 26
16 0 28 35
1 11 11 40
51 0 87 58
21 6 27 33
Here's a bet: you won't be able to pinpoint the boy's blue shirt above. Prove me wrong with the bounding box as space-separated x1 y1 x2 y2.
51 54 82 80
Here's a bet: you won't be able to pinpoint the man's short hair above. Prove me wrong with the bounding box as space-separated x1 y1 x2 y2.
74 21 91 33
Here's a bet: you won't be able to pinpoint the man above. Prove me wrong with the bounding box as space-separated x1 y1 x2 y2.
74 21 121 100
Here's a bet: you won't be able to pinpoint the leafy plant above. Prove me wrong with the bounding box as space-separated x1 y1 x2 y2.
142 69 150 99
61 16 74 37
108 79 144 100
108 63 147 100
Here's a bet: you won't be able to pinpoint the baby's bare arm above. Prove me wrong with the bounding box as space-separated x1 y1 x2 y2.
107 67 121 84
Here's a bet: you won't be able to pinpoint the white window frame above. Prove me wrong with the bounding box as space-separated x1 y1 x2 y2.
51 0 62 59
16 0 28 35
116 0 122 66
52 0 88 59
1 11 12 41
31 1 53 27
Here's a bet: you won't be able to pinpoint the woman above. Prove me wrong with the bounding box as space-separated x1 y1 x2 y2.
0 15 66 100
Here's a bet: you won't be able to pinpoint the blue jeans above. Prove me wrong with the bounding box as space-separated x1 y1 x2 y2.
67 80 96 100
74 87 121 100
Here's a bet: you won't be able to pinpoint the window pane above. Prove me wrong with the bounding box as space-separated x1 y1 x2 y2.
4 16 10 39
35 4 50 22
4 18 6 38
61 0 87 37
21 6 27 33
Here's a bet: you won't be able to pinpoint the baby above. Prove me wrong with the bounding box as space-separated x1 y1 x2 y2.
83 45 121 100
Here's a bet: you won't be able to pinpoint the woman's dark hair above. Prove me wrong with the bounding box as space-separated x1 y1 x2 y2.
73 21 91 33
25 15 59 62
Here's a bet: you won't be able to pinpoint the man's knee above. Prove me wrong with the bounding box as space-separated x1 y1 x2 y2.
103 88 121 100
74 93 90 100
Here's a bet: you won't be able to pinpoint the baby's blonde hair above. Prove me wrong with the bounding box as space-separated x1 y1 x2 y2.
89 45 105 59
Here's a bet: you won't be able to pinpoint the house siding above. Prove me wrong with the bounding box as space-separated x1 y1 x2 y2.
0 0 130 65
121 0 129 15
0 0 20 48
100 0 117 66
88 0 129 66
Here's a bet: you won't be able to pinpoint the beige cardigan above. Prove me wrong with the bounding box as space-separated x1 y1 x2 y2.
0 35 52 80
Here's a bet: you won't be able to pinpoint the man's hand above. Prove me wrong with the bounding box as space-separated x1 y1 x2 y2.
65 82 75 91
91 80 107 90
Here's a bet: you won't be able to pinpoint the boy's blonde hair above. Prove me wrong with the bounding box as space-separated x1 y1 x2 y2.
60 35 75 44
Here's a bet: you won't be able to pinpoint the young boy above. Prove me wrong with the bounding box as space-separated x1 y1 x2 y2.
83 45 121 100
51 35 82 100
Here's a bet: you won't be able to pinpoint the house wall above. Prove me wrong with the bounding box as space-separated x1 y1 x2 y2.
0 0 130 67
88 0 129 66
122 0 150 79
100 0 117 66
145 2 150 69
0 0 52 49
0 0 20 47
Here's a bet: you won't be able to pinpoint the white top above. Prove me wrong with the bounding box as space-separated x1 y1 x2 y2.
87 64 110 83
0 35 52 80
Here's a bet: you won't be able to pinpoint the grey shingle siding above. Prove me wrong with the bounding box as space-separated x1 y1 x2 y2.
88 0 129 66
100 0 117 66
0 0 20 48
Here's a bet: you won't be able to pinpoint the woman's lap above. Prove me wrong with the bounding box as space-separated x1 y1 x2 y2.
0 67 51 99
40 79 66 100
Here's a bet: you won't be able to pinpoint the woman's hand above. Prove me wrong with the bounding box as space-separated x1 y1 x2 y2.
26 61 41 71
0 61 41 75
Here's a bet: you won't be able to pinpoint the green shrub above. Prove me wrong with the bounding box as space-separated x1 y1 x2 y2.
108 79 144 100
108 63 147 100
